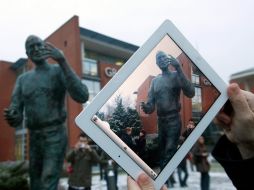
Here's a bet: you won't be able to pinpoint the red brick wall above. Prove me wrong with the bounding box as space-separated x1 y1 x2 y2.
45 16 83 147
0 61 17 161
200 76 220 113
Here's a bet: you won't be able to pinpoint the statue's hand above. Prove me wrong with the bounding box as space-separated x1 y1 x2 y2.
140 102 148 113
169 56 180 70
3 108 22 127
44 42 66 63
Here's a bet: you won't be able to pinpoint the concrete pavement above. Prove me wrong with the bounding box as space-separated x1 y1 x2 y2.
58 162 236 190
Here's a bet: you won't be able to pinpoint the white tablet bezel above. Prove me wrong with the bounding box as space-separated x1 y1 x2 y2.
75 20 228 189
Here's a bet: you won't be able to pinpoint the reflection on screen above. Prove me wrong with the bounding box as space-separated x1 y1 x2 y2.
92 34 220 178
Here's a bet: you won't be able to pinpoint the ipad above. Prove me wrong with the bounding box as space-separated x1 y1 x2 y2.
75 20 228 189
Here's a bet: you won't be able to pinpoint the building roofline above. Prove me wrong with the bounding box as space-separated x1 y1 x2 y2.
79 27 139 52
230 67 254 80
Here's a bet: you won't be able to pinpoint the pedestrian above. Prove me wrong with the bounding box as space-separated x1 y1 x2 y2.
193 136 210 190
121 127 135 150
3 35 89 190
100 151 119 190
177 155 188 187
135 129 147 160
66 134 102 190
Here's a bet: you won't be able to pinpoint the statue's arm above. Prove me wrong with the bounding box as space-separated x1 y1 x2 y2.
58 58 89 103
141 80 155 114
170 56 195 98
46 42 89 103
4 76 24 127
176 68 195 98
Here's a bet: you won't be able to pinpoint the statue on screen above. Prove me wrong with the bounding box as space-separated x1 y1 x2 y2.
141 51 195 169
4 35 89 190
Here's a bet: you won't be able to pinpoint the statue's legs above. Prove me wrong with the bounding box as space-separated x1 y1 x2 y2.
29 125 67 190
158 114 181 169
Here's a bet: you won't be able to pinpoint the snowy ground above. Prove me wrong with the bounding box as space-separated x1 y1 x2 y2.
58 162 236 190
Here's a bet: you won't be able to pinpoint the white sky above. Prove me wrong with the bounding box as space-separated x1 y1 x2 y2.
1 0 254 82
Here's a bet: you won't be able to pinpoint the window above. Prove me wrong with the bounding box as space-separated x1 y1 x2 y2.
192 87 202 112
82 79 101 102
192 74 200 85
82 58 98 76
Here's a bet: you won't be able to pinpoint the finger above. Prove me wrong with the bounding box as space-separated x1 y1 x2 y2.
160 185 168 190
243 91 254 112
215 112 232 126
227 83 252 119
137 173 155 190
127 176 140 190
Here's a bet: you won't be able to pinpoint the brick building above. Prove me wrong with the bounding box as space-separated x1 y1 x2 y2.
0 15 222 161
230 67 254 92
0 16 138 161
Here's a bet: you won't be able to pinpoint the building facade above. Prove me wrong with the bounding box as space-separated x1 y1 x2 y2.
230 67 254 92
0 15 226 161
0 16 138 161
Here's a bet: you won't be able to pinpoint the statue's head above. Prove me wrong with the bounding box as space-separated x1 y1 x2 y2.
25 35 46 64
156 51 170 70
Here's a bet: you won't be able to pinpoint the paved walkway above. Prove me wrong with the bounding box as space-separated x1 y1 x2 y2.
59 162 236 190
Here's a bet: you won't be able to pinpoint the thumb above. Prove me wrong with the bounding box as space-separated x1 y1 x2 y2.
137 173 155 190
127 176 141 190
227 83 252 118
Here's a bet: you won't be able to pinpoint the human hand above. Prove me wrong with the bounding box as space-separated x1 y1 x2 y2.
127 173 167 190
3 108 22 127
74 142 81 151
215 83 254 159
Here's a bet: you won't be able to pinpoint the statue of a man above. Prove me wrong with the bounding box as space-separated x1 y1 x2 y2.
4 35 89 190
141 51 195 169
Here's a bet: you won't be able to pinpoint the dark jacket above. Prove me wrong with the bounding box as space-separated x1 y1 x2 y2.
212 135 254 190
66 148 101 187
135 136 146 158
192 143 210 173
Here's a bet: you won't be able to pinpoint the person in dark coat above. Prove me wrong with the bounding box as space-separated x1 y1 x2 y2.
121 127 135 150
66 134 102 190
193 136 210 190
212 83 254 190
135 129 147 160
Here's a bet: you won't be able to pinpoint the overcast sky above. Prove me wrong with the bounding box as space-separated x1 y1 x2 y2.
1 0 253 82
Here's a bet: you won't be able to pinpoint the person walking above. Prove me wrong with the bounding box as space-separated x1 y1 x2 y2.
193 136 210 190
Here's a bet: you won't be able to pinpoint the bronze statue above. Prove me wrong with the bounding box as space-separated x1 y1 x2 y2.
141 51 195 170
4 35 89 190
